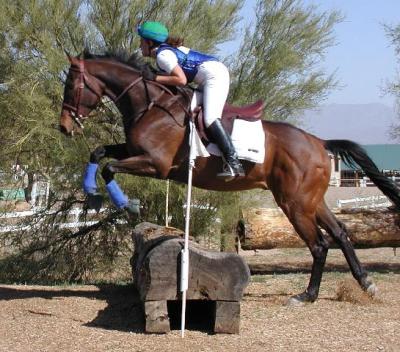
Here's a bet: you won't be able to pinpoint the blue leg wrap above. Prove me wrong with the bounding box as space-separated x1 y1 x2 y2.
83 162 99 194
106 180 128 209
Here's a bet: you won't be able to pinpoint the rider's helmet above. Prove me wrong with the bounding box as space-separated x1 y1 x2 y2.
137 21 169 43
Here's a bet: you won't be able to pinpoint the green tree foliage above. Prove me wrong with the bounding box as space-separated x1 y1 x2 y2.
229 0 342 122
0 0 88 179
385 23 400 140
0 0 340 283
87 0 242 53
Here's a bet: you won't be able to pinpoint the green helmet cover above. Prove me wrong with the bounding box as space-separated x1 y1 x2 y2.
137 21 169 43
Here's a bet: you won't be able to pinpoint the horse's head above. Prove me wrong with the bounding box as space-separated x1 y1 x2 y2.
60 53 105 136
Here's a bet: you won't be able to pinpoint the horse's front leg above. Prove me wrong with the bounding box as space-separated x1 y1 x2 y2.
100 154 162 215
83 144 130 210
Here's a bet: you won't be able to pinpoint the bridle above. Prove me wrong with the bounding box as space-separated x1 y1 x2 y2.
62 60 100 129
62 58 191 130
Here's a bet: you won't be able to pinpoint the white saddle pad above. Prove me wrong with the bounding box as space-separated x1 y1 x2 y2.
208 119 265 163
190 119 265 164
190 90 265 163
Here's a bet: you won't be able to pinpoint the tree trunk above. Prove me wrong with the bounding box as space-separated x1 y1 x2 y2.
237 208 400 250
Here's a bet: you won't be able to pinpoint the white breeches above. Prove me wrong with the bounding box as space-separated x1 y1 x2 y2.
191 61 230 128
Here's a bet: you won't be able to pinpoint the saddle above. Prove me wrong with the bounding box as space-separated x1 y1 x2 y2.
146 78 265 141
193 99 265 143
223 100 265 120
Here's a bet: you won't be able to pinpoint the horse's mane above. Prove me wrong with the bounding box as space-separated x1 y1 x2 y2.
82 48 193 97
82 48 148 72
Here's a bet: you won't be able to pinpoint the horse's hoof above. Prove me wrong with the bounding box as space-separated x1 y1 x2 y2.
286 291 315 306
286 296 306 307
387 205 400 212
87 193 103 212
366 282 378 297
124 199 140 217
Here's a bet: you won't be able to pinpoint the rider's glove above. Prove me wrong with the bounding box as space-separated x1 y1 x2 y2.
141 67 156 81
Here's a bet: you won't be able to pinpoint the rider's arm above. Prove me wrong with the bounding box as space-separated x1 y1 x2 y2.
155 65 187 86
156 49 187 86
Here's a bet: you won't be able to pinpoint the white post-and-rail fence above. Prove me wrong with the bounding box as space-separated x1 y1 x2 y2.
330 176 400 188
336 195 391 209
1 193 392 234
0 207 125 233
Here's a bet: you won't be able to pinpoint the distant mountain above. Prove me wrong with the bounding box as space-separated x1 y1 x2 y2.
299 103 398 144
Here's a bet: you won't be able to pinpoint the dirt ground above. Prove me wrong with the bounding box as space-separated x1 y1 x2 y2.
1 248 400 352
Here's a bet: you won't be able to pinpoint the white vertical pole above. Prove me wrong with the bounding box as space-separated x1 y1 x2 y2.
180 121 196 338
165 180 170 227
30 181 37 208
45 180 50 208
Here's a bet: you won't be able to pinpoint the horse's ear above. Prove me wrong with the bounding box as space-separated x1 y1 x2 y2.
65 50 73 63
65 50 81 66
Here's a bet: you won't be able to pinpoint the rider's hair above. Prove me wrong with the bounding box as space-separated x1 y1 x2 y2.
165 36 184 47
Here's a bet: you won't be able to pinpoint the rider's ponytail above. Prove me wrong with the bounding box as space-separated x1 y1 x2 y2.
165 36 184 47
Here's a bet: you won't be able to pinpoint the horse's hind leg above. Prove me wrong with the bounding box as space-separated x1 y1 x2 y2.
284 207 330 305
317 204 377 296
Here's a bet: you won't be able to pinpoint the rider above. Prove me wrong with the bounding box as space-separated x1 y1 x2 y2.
137 21 245 179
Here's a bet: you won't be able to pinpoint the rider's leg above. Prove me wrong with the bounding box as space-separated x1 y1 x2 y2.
200 61 244 178
207 118 245 178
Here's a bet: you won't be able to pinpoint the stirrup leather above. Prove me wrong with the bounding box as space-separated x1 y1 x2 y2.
217 160 236 180
217 156 245 180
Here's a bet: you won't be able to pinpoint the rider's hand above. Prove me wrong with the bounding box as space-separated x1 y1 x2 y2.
141 67 156 81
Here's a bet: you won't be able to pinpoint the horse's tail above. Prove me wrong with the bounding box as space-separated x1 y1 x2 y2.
324 139 400 209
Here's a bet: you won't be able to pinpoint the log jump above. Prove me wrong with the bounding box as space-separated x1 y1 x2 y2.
131 222 250 334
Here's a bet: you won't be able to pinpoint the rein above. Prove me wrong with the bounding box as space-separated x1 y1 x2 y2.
141 80 191 127
63 59 191 129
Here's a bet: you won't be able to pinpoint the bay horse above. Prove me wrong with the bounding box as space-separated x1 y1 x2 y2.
60 51 400 305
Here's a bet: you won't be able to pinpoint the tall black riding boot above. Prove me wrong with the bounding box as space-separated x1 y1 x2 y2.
207 119 245 179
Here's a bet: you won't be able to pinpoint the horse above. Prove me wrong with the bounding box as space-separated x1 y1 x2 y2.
60 51 400 305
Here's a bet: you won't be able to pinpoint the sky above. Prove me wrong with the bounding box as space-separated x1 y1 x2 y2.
224 0 400 107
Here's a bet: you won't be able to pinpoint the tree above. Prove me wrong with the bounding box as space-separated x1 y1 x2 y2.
385 23 400 140
228 0 342 122
87 0 242 53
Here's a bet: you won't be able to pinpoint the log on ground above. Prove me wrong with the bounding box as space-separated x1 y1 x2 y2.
237 208 400 250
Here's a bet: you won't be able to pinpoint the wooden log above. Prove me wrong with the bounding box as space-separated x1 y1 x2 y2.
131 222 250 333
214 301 241 334
237 208 400 250
144 300 170 334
